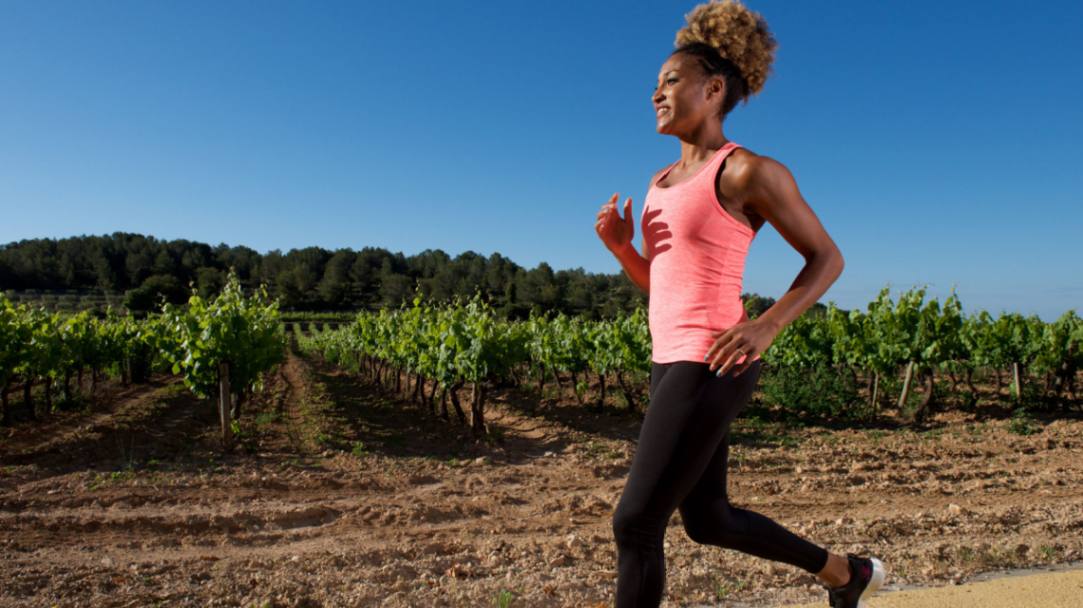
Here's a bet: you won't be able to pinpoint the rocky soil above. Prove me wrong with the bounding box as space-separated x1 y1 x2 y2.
3 352 1082 607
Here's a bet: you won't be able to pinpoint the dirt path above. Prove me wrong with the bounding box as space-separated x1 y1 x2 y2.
782 564 1083 607
2 351 1083 607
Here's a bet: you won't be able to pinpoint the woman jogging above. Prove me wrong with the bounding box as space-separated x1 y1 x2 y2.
593 1 886 606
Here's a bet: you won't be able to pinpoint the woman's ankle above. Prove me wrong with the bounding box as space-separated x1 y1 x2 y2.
816 553 852 588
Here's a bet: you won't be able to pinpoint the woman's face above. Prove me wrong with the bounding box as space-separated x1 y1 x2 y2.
652 53 722 136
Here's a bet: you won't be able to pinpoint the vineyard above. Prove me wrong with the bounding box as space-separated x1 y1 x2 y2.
296 286 1082 436
5 279 1080 432
2 283 1083 607
0 273 284 443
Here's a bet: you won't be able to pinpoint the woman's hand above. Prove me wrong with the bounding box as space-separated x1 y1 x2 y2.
595 193 634 253
704 317 777 378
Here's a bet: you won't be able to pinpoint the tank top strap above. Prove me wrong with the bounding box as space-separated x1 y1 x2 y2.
701 141 742 181
653 160 680 187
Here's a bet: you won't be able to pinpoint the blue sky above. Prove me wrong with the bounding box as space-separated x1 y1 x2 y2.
1 1 1080 321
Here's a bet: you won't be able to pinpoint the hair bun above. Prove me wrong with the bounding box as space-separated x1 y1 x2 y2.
675 0 777 97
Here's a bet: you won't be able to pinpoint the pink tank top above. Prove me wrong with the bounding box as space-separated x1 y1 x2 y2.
640 141 761 365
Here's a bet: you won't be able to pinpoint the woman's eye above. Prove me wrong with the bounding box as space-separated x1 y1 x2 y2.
653 78 677 93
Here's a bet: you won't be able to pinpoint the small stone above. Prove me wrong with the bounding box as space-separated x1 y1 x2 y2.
564 533 582 550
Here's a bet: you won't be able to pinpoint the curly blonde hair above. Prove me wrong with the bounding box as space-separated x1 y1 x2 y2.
674 0 777 114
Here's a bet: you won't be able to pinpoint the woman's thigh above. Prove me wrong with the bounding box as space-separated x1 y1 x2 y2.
617 361 763 526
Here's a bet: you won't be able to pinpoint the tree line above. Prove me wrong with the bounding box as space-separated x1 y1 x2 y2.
0 232 781 319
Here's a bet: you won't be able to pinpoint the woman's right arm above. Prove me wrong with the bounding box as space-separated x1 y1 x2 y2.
612 241 650 295
595 191 650 295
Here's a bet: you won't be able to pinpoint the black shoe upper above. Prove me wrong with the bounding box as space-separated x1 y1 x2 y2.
826 554 875 608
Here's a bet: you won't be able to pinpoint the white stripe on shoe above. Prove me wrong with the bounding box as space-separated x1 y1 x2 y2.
857 557 886 607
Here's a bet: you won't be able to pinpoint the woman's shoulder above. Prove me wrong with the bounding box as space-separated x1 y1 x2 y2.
721 145 792 194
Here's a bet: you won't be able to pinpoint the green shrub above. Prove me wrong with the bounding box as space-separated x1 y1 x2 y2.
759 362 869 421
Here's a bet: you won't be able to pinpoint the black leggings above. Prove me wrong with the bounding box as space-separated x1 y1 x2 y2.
612 360 829 607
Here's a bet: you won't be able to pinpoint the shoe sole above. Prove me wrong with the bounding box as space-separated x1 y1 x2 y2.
857 558 886 607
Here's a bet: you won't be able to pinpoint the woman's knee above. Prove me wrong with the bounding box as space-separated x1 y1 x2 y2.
680 504 749 546
612 503 664 547
680 507 716 544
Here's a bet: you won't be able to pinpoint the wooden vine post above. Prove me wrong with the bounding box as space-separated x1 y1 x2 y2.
897 360 915 410
219 361 233 451
1012 362 1022 403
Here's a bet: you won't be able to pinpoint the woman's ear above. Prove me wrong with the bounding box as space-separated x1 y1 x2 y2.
705 75 726 107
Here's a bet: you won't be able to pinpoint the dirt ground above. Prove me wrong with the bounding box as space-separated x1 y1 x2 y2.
2 352 1083 607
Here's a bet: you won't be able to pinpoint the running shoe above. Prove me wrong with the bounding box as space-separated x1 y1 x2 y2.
826 553 885 608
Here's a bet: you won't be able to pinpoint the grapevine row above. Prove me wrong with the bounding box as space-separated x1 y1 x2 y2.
0 272 285 437
300 286 1081 432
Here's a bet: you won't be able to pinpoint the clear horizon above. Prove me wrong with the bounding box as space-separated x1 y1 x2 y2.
2 1 1080 322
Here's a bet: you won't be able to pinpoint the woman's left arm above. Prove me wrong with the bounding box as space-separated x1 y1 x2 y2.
706 154 844 377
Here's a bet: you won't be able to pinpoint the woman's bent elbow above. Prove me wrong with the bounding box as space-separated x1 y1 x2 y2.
823 255 844 285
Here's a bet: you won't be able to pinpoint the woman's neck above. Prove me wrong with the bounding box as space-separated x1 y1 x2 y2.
676 124 728 168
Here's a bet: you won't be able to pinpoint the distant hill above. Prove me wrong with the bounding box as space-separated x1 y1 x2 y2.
7 232 772 318
0 233 790 318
